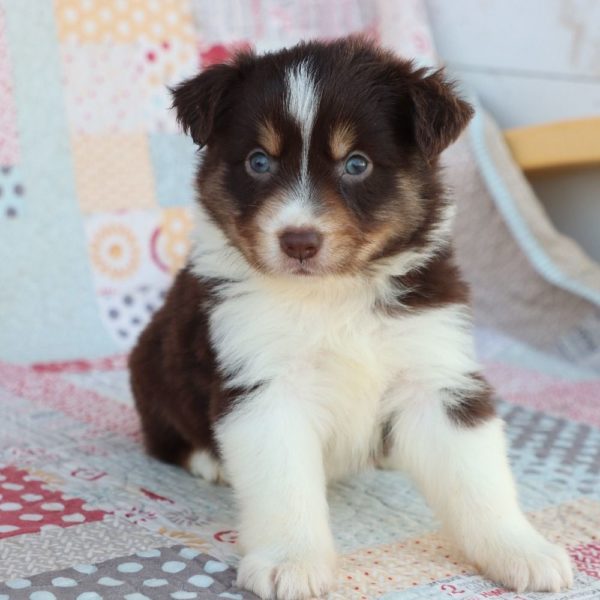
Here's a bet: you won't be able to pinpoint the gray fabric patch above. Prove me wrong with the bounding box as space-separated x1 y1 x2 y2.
498 401 600 500
0 516 170 581
0 545 256 599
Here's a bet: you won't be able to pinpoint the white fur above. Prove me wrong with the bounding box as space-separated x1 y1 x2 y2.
189 204 251 282
188 449 228 484
189 211 572 599
381 409 573 592
285 60 319 183
280 61 321 238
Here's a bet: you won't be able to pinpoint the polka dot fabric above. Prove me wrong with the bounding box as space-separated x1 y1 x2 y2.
97 284 168 346
83 208 191 346
0 545 253 599
60 38 196 135
0 165 25 221
61 43 145 135
0 467 106 540
55 0 196 45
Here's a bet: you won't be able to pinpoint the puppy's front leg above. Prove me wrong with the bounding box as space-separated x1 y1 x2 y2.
216 384 335 600
382 387 573 592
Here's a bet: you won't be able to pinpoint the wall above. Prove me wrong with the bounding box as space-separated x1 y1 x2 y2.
425 0 600 261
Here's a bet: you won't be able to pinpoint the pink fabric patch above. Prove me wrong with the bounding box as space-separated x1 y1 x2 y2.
570 543 600 579
484 363 600 428
0 362 140 438
0 7 19 164
0 466 106 539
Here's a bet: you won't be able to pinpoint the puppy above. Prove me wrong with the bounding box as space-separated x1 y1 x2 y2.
129 38 573 600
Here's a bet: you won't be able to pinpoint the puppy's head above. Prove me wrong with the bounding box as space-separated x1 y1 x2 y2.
172 38 473 277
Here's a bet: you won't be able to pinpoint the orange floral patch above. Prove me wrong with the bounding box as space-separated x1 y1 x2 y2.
90 223 141 279
159 208 193 274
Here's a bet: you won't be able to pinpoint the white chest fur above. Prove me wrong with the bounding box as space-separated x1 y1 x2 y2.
207 273 479 480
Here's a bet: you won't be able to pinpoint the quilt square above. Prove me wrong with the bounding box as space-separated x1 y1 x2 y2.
0 466 106 540
0 515 169 582
71 133 156 213
60 38 197 135
0 165 25 221
55 0 195 45
84 208 192 348
570 543 600 580
138 37 199 133
149 134 196 208
60 42 144 135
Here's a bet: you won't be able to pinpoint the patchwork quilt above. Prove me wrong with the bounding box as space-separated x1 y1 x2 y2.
1 337 600 599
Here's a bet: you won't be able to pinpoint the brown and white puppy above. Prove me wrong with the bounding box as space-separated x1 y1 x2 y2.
129 38 573 600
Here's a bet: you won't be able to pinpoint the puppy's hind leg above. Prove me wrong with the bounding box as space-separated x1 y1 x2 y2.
381 383 573 593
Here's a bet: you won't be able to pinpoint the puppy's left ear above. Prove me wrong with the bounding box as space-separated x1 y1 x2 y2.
409 69 474 159
171 62 241 147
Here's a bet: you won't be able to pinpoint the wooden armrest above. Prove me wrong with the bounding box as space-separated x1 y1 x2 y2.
503 117 600 175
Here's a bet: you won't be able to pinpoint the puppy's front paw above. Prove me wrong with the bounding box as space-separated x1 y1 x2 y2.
237 552 335 600
474 528 573 592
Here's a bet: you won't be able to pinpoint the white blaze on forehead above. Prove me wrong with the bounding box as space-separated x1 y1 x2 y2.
285 60 320 186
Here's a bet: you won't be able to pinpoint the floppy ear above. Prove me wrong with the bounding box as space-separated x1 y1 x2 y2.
409 69 474 159
171 63 240 147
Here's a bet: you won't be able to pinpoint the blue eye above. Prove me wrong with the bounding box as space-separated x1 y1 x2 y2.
248 151 271 174
344 154 369 176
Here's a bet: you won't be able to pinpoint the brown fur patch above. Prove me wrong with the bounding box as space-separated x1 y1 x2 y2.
392 247 470 311
128 268 258 467
128 269 219 464
258 120 283 156
329 122 355 161
446 374 496 427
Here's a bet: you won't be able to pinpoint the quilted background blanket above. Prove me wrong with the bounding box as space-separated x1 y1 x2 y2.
1 1 599 599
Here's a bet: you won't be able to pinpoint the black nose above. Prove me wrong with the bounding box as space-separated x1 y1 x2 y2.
279 229 323 261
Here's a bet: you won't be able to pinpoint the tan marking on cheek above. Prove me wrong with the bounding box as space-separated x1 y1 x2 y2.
199 165 265 269
362 173 428 263
240 193 291 272
321 171 428 272
318 188 369 273
199 165 233 227
355 221 399 263
329 123 356 161
258 120 282 157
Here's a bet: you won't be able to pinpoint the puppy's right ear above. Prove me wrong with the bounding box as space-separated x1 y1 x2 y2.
171 63 240 147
